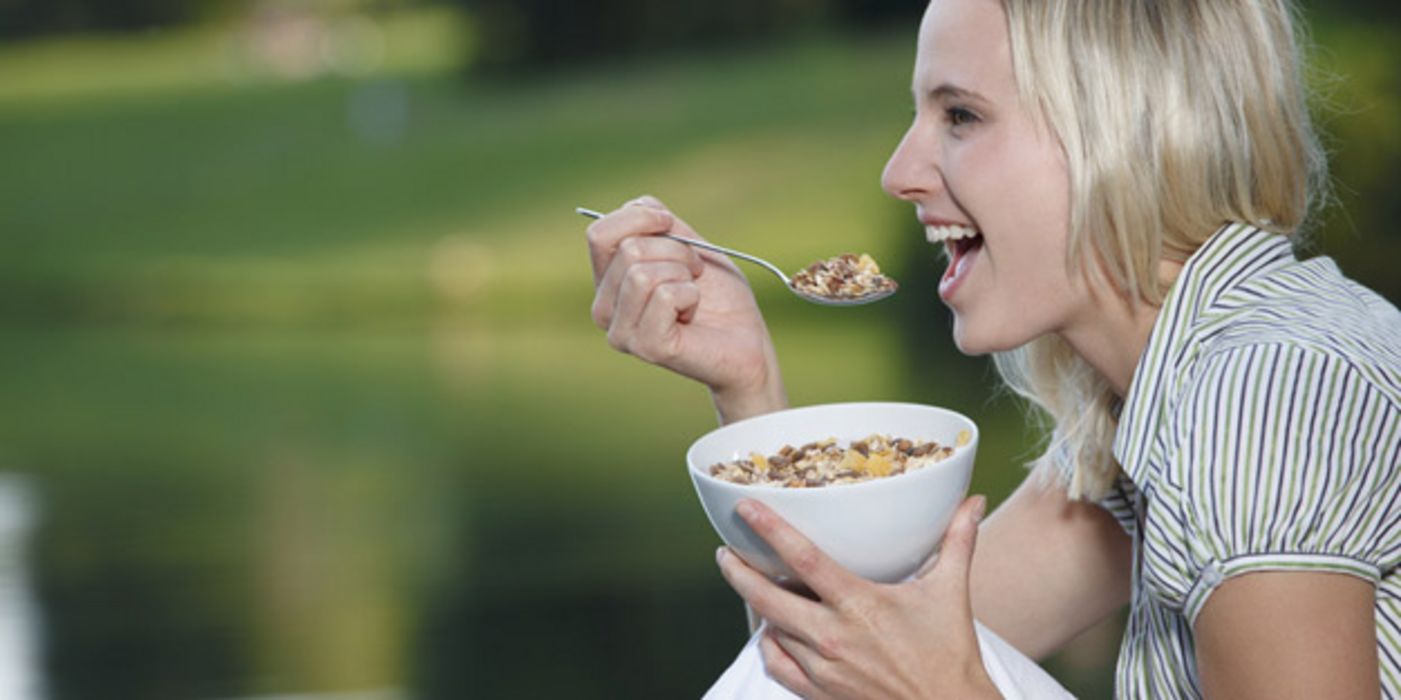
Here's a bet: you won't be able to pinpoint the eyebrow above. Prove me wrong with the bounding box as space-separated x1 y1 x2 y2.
916 83 987 103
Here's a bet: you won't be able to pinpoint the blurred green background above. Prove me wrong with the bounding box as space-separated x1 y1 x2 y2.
0 0 1396 698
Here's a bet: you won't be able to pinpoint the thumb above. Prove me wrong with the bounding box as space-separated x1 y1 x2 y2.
915 494 986 585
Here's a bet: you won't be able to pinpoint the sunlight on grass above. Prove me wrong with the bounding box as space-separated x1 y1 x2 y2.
0 27 917 326
0 5 470 105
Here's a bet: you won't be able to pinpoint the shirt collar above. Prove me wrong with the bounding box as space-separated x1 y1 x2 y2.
1111 223 1297 478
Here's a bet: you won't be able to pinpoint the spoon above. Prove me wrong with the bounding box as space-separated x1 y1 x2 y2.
576 207 896 306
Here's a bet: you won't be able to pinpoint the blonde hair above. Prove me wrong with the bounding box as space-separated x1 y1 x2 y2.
994 0 1328 499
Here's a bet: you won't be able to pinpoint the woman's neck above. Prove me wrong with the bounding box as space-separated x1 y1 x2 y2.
1061 261 1183 398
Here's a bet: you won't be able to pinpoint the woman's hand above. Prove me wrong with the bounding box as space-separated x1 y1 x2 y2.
716 497 1001 699
586 196 786 423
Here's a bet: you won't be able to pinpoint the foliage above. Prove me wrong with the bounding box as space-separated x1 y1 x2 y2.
453 0 942 74
0 0 201 36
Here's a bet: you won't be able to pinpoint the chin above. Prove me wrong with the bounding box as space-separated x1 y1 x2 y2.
950 314 1032 356
949 317 992 356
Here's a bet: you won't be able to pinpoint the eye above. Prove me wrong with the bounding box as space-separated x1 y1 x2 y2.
946 106 979 128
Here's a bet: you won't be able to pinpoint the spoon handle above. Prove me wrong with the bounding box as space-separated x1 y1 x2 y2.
575 207 791 284
659 235 792 285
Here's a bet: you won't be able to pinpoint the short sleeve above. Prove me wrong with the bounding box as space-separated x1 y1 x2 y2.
1165 342 1401 624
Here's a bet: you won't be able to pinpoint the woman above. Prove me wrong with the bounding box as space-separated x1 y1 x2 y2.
584 0 1400 696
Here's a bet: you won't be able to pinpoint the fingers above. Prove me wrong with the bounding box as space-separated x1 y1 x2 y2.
605 260 695 335
759 626 822 698
591 236 703 330
637 279 701 338
769 623 833 670
716 547 828 646
915 495 986 590
585 202 670 281
606 278 701 364
735 500 863 605
586 197 700 283
626 194 666 211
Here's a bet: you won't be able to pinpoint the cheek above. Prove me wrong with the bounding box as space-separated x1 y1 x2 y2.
945 139 1062 232
972 141 1073 285
1011 136 1070 232
959 120 1067 212
942 131 1079 352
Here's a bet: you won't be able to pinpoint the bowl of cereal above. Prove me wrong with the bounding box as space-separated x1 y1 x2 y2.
687 402 977 583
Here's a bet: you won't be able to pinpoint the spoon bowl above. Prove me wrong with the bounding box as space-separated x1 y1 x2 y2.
576 207 895 306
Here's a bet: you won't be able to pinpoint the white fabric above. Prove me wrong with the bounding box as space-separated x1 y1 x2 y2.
703 620 1074 699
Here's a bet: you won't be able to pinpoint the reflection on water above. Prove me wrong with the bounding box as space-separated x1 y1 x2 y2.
0 476 41 700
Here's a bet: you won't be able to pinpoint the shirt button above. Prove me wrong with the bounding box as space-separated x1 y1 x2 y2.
1201 563 1223 587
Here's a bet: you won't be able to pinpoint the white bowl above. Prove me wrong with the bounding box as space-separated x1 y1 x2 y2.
687 402 977 584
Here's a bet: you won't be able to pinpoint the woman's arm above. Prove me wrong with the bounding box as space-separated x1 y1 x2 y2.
1195 572 1380 698
968 467 1133 660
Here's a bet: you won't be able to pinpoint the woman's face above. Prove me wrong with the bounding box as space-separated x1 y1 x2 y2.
882 0 1087 355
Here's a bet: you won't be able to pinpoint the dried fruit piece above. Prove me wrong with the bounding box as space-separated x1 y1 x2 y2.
838 448 868 473
863 451 894 477
751 452 770 472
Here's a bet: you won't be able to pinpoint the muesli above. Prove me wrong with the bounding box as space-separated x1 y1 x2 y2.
709 432 964 488
790 253 898 301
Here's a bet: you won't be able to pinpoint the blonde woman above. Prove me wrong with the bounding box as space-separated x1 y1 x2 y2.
584 0 1400 696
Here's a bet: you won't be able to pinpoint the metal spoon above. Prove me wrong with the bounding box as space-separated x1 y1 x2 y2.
576 207 895 306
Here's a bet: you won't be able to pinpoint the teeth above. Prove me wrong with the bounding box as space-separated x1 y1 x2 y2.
925 224 980 243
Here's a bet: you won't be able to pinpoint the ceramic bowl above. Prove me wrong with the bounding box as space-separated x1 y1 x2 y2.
687 402 977 583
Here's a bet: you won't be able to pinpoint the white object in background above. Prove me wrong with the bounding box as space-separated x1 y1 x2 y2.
704 620 1075 699
0 475 41 700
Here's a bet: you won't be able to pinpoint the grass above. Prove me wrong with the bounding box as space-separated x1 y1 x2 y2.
0 11 922 327
0 9 1396 698
2 8 1394 329
0 5 470 104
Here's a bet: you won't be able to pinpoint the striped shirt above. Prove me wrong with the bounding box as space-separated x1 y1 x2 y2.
1094 222 1401 697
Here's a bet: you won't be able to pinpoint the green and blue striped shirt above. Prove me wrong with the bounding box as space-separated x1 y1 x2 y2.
1093 223 1400 697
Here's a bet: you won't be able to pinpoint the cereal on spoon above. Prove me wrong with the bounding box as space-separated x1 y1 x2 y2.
789 253 898 302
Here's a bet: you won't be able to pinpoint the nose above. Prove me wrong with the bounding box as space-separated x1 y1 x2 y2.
881 123 939 203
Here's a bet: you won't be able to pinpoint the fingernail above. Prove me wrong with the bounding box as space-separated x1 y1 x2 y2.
971 495 987 524
716 546 727 564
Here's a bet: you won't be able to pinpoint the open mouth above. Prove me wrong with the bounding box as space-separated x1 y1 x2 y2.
927 225 983 299
947 232 984 264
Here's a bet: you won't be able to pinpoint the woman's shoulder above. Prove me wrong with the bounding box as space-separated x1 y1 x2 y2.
1159 270 1398 517
1188 253 1400 395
